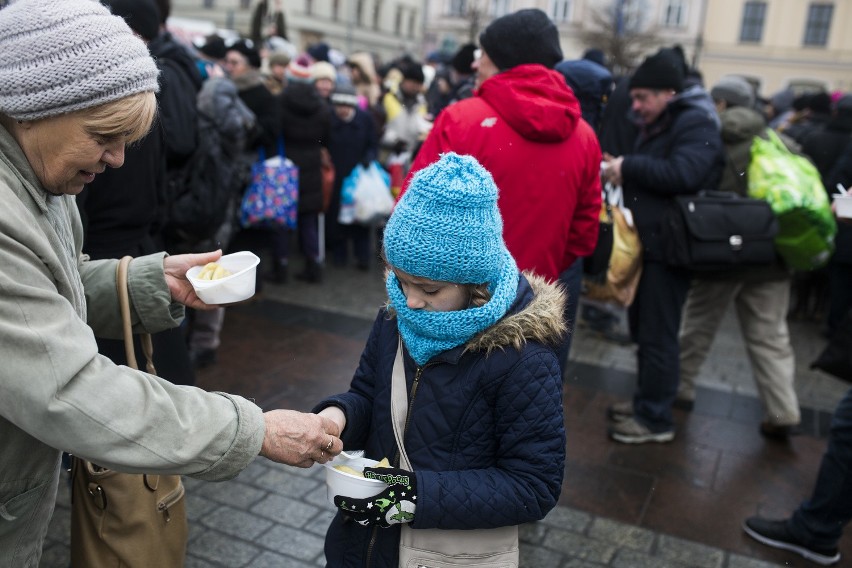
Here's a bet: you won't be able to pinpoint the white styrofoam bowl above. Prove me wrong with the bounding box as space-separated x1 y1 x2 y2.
834 195 852 219
186 251 260 305
323 456 387 507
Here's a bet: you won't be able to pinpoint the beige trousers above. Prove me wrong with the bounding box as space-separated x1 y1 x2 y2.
679 277 800 426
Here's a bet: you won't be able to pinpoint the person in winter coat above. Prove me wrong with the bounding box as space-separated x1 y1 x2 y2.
602 47 724 444
78 0 196 385
326 84 378 269
273 63 332 283
223 39 282 285
405 8 601 371
0 3 343 564
314 153 566 567
678 77 800 440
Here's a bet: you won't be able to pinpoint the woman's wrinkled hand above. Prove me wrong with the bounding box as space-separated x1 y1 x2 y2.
163 250 222 310
260 410 342 468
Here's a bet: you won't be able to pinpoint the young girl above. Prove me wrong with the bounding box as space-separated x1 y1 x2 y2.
313 152 567 566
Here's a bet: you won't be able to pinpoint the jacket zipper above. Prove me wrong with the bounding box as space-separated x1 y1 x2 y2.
394 364 426 467
369 362 429 566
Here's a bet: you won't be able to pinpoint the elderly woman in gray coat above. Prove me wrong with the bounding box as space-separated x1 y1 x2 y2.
0 2 341 566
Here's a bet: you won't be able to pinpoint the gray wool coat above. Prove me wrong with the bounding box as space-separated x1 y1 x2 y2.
0 124 265 567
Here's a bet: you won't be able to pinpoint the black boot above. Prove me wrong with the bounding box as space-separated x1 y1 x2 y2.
296 260 323 283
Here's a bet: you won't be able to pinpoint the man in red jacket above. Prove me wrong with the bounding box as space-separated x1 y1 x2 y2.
404 8 602 372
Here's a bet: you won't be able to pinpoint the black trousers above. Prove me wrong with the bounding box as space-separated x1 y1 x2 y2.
627 261 691 432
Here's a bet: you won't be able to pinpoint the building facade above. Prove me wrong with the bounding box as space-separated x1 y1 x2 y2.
167 0 852 95
700 0 852 96
422 0 704 62
169 0 424 63
424 0 852 96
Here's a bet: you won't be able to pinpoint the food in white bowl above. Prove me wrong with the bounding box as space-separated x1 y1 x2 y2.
323 456 389 507
186 251 260 304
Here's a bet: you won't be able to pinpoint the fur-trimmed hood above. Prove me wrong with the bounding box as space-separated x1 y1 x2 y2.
467 271 566 355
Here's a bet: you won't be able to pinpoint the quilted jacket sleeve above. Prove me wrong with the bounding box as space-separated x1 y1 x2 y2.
312 310 385 447
413 347 566 529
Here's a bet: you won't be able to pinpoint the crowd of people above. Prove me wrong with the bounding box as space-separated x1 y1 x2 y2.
2 0 852 565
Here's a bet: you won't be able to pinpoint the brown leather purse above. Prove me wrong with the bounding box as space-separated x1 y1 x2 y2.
70 256 188 567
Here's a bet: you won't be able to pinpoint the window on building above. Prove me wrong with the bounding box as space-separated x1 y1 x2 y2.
356 0 364 25
409 9 417 36
202 0 214 8
373 0 382 29
305 0 313 16
490 0 511 18
739 1 766 43
621 0 645 30
803 3 833 46
662 0 686 27
448 0 467 17
239 0 251 8
550 0 570 22
395 5 403 34
332 0 340 20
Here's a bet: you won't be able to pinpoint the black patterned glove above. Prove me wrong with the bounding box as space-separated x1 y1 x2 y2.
333 466 417 528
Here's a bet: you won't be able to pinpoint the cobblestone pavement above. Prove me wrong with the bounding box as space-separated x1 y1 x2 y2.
38 261 849 567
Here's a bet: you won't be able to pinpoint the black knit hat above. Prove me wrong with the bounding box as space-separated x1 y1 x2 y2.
400 61 425 83
228 39 261 69
479 9 562 71
451 43 477 74
102 0 161 42
198 34 227 60
629 48 685 92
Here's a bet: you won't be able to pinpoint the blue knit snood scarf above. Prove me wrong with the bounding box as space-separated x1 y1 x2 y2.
386 253 520 366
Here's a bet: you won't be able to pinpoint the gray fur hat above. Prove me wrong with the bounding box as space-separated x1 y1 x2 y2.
0 0 160 121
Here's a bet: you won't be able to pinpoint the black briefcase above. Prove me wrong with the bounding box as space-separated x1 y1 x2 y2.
663 191 779 271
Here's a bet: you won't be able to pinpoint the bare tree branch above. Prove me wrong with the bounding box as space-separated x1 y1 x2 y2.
579 3 662 76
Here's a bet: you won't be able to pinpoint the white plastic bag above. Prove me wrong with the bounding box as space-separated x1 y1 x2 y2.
353 162 394 223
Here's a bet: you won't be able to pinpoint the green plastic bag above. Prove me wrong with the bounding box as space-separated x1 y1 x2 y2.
747 129 836 270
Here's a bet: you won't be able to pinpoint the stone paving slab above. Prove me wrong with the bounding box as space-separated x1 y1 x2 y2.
41 457 790 567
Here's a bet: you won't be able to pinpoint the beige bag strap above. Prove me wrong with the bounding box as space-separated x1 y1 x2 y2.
115 256 156 375
390 339 412 470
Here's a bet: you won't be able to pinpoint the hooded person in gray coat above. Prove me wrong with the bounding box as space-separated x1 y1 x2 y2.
0 2 341 565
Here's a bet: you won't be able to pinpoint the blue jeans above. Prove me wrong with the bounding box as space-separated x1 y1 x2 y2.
789 387 852 549
555 257 583 375
628 261 691 432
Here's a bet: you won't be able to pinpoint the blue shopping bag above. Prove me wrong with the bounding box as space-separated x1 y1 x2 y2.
239 138 299 229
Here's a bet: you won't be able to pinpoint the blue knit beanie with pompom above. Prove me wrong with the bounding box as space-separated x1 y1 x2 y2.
384 153 520 365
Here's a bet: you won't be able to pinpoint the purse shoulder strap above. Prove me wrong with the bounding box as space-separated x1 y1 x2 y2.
115 256 156 375
390 339 412 470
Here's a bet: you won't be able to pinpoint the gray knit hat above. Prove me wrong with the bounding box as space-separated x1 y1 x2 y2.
0 0 160 121
710 75 755 109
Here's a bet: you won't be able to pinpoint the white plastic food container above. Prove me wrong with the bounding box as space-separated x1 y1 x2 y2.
834 195 852 219
186 251 260 304
323 456 387 507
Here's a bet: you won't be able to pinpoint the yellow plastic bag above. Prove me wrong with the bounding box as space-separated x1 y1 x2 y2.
584 200 643 307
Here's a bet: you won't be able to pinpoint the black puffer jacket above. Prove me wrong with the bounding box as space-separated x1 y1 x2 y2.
148 32 202 167
314 273 566 567
279 82 331 214
621 86 725 261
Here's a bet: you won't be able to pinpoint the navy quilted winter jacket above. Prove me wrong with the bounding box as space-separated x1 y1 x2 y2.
314 273 567 567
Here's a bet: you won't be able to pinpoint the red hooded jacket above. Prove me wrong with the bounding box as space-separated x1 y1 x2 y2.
404 64 601 281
